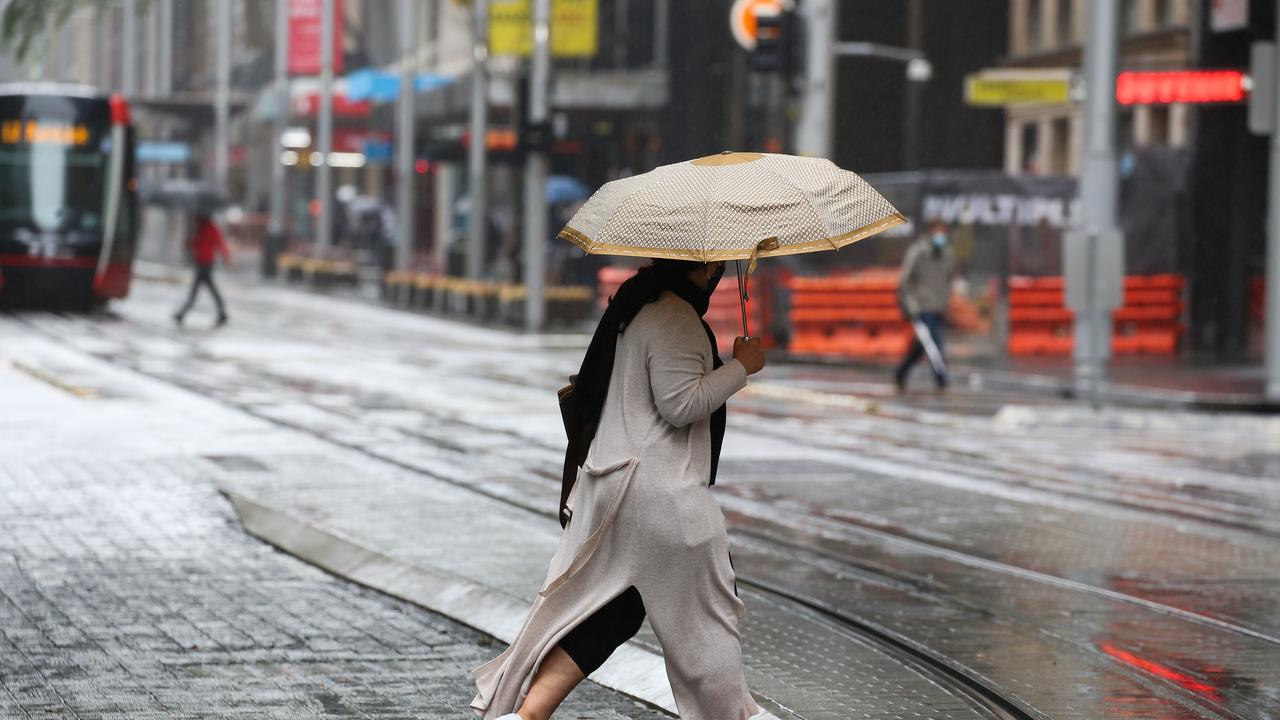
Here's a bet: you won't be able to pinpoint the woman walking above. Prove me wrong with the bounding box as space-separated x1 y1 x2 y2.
472 259 766 720
173 212 231 327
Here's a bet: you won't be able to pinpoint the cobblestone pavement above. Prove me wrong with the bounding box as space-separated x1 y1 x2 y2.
5 276 1280 719
0 348 669 719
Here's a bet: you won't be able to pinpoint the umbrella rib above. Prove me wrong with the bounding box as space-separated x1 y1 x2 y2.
761 161 838 250
697 163 725 263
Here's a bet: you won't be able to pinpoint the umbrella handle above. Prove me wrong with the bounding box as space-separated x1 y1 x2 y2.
736 259 749 338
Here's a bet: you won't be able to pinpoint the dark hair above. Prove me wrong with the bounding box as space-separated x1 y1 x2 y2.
650 258 705 277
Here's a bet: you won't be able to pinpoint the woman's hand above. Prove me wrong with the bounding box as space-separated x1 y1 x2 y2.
733 337 766 375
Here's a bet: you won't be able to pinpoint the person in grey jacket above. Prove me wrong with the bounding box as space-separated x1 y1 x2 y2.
895 219 954 391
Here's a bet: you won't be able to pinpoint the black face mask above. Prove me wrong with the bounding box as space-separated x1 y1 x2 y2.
706 264 726 294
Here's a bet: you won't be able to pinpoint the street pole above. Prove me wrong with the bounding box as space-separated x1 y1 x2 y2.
434 163 456 282
159 0 172 100
145 0 159 94
1075 0 1121 397
902 0 924 170
316 0 335 261
1267 10 1280 399
122 0 136 95
467 0 489 280
522 0 551 331
795 0 834 158
395 0 417 303
160 0 176 264
214 0 231 197
268 0 289 278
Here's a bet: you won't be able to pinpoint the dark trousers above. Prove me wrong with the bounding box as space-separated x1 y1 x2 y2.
176 264 226 319
557 586 646 676
895 311 947 387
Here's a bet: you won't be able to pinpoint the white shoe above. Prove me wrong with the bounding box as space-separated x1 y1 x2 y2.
495 715 523 720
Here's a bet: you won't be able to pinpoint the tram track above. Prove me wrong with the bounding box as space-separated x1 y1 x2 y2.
22 309 1280 643
737 578 1039 720
14 304 1280 718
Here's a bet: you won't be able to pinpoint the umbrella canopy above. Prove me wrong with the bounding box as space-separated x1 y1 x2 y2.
545 175 592 206
140 179 227 213
558 151 905 263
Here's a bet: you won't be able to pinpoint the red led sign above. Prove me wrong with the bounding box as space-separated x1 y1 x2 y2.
1115 70 1246 105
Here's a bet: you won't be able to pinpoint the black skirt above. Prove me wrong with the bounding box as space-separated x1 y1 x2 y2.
557 586 646 676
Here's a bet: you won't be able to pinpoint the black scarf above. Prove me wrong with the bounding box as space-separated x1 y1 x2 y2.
562 262 727 512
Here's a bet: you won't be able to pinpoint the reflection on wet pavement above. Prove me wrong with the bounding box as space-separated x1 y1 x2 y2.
9 278 1280 719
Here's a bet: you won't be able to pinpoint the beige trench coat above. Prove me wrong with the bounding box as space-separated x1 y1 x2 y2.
472 291 758 720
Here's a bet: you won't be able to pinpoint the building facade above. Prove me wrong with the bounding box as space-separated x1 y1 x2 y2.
1003 0 1193 176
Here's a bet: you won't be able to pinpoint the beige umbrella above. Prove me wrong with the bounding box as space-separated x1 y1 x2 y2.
558 151 906 335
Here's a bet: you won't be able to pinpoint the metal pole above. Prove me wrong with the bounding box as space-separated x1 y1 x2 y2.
122 0 137 94
214 0 231 196
653 0 670 68
160 0 176 265
396 0 417 303
902 0 923 170
1267 10 1280 399
267 0 289 278
159 0 172 98
1076 0 1120 396
523 0 551 331
316 0 335 260
467 0 489 280
1086 230 1101 409
434 163 456 278
145 0 159 93
795 0 834 158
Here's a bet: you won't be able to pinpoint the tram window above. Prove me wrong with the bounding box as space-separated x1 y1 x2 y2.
0 148 106 232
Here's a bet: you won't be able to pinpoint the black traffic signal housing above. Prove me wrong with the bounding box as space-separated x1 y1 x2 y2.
749 8 795 77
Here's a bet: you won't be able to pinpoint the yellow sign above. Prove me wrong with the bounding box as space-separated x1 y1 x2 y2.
965 74 1074 106
0 119 91 146
489 0 598 58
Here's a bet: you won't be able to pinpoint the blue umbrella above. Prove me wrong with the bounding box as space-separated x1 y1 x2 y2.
545 175 591 206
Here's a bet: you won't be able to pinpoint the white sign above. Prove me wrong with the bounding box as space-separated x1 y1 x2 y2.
1211 0 1249 32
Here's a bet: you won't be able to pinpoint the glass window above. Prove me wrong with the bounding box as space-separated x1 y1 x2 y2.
0 145 106 232
1121 0 1143 35
1056 0 1075 46
1148 106 1170 146
1021 121 1041 174
1027 0 1044 52
1050 117 1071 173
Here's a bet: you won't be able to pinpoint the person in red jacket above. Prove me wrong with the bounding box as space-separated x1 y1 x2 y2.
174 213 231 326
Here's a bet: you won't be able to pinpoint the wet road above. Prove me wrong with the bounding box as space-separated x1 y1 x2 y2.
6 275 1280 719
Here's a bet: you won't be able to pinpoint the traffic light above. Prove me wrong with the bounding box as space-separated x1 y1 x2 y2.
749 8 794 75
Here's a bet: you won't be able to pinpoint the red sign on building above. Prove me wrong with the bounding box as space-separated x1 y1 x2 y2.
292 92 371 118
288 0 344 76
1115 70 1247 105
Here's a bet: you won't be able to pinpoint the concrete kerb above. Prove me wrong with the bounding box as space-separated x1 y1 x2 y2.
785 352 1280 414
218 484 683 716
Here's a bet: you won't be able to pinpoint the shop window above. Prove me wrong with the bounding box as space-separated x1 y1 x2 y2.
1050 117 1071 173
1021 122 1041 174
1027 0 1044 52
1120 0 1142 35
1056 0 1075 46
1118 110 1135 155
1148 106 1170 146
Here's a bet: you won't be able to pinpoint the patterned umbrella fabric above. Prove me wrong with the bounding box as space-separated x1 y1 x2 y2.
558 151 906 264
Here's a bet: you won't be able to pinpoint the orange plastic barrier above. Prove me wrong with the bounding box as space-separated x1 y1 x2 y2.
1007 274 1185 356
786 271 912 358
